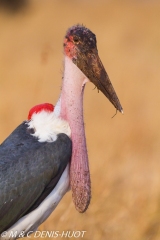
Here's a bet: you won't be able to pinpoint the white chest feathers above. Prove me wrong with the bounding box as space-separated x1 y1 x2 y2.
27 111 71 142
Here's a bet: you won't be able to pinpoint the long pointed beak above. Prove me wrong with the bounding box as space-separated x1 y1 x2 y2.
73 48 123 113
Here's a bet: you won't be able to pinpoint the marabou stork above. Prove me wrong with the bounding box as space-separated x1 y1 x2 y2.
0 25 123 239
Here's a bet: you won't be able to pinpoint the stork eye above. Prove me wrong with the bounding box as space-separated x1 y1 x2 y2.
73 36 79 43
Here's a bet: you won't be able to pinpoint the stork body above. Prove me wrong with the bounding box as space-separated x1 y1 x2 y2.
0 104 72 238
0 25 123 239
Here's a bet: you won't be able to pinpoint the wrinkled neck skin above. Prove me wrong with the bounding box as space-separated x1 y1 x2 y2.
55 56 91 212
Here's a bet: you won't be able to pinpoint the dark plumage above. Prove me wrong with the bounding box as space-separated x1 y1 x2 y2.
0 122 72 233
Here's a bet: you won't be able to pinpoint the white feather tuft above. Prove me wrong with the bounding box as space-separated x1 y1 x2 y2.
27 110 71 142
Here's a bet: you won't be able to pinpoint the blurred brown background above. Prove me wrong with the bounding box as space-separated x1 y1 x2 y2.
0 0 160 239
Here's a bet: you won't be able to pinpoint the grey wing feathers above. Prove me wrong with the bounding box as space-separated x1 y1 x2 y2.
0 122 72 233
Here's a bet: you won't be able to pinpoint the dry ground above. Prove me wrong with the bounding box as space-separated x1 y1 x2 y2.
0 1 160 239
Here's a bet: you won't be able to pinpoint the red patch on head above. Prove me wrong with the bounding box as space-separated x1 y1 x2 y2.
28 103 54 120
64 36 76 59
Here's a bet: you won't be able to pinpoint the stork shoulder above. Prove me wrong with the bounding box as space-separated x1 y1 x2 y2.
27 111 71 142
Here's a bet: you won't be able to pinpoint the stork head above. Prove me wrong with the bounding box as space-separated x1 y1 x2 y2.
64 24 123 113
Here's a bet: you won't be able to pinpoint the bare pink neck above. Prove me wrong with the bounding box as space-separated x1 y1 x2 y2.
59 56 91 212
60 56 86 121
